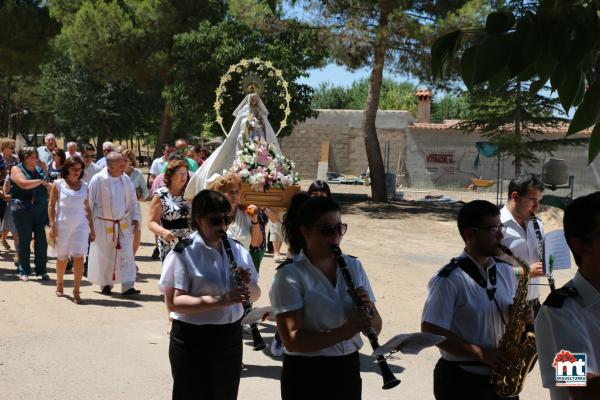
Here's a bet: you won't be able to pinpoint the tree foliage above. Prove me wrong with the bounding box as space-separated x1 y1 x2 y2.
169 18 326 137
0 0 59 76
312 79 418 114
431 1 600 163
456 81 588 174
37 49 163 144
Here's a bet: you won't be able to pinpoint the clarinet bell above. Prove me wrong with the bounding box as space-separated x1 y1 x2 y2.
381 362 401 389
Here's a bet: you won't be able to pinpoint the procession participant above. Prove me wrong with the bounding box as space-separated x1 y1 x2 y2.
47 148 66 183
37 133 57 166
10 147 50 281
148 160 192 262
421 200 531 400
207 172 262 250
149 143 174 188
270 196 378 400
0 138 19 254
535 192 600 400
123 148 149 257
66 142 81 159
81 144 101 184
501 174 546 314
307 179 332 198
87 151 141 296
48 157 95 304
269 192 310 357
159 189 260 400
95 141 113 169
160 139 198 174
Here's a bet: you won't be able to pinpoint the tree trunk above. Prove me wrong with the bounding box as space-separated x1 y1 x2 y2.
154 76 173 160
514 81 522 175
5 75 11 137
362 0 393 202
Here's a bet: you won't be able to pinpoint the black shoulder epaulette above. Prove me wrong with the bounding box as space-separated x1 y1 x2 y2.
347 254 358 259
437 258 459 277
543 286 578 308
276 258 294 270
173 238 193 253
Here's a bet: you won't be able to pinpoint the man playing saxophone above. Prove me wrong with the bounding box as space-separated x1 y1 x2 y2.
421 200 533 400
535 193 600 400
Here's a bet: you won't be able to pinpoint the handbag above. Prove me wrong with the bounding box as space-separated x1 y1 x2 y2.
10 198 33 215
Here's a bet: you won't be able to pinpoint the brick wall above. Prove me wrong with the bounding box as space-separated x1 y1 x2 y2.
280 109 415 180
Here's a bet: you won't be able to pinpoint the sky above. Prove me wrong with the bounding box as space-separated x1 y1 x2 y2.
298 64 420 89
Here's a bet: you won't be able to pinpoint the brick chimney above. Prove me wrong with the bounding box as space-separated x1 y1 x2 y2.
416 88 432 123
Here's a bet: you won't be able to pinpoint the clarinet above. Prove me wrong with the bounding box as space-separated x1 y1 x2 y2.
332 245 400 390
531 215 556 292
220 231 266 351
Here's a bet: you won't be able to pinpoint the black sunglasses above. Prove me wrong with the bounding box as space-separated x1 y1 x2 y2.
208 214 234 226
313 222 348 237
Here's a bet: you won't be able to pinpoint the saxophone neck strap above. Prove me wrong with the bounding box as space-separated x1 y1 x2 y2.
439 257 506 325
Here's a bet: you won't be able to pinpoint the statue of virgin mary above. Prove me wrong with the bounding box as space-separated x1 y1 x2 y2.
184 93 283 201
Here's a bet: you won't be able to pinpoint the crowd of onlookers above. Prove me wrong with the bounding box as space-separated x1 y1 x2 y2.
0 133 211 303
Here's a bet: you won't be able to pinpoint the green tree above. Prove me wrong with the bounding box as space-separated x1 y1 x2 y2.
456 82 587 174
312 79 417 112
50 0 228 158
431 1 600 163
37 50 163 151
0 0 59 135
169 18 326 138
430 94 470 122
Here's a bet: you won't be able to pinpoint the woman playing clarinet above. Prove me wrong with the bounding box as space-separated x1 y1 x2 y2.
270 195 382 400
159 189 260 400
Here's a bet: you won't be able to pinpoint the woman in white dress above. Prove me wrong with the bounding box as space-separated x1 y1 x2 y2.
48 157 95 304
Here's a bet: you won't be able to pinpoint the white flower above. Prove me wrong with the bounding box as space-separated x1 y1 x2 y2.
255 172 265 183
248 175 257 185
281 175 293 186
240 169 250 178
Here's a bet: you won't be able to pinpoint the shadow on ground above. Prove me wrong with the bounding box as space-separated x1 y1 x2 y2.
341 198 461 222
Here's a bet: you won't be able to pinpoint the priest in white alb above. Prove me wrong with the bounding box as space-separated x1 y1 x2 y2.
87 151 141 296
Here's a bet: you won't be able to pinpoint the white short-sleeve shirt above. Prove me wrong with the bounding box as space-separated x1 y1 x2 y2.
421 251 517 375
535 271 600 400
159 231 259 326
149 157 167 176
269 250 376 357
500 205 544 300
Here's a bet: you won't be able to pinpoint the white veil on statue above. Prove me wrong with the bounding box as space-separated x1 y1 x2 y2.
184 93 283 202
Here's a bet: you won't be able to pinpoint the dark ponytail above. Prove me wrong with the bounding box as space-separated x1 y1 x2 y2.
283 194 341 255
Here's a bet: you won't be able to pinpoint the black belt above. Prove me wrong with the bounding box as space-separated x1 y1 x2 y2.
161 218 189 230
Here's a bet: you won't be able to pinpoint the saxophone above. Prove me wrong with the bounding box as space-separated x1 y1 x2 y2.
491 244 538 397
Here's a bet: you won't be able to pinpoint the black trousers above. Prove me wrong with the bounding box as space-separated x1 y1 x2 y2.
169 319 243 400
434 358 518 400
281 351 362 400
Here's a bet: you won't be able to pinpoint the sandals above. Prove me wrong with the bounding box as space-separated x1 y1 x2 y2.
56 286 64 297
72 291 82 304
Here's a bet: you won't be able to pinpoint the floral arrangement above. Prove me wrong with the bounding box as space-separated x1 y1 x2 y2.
228 138 299 191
